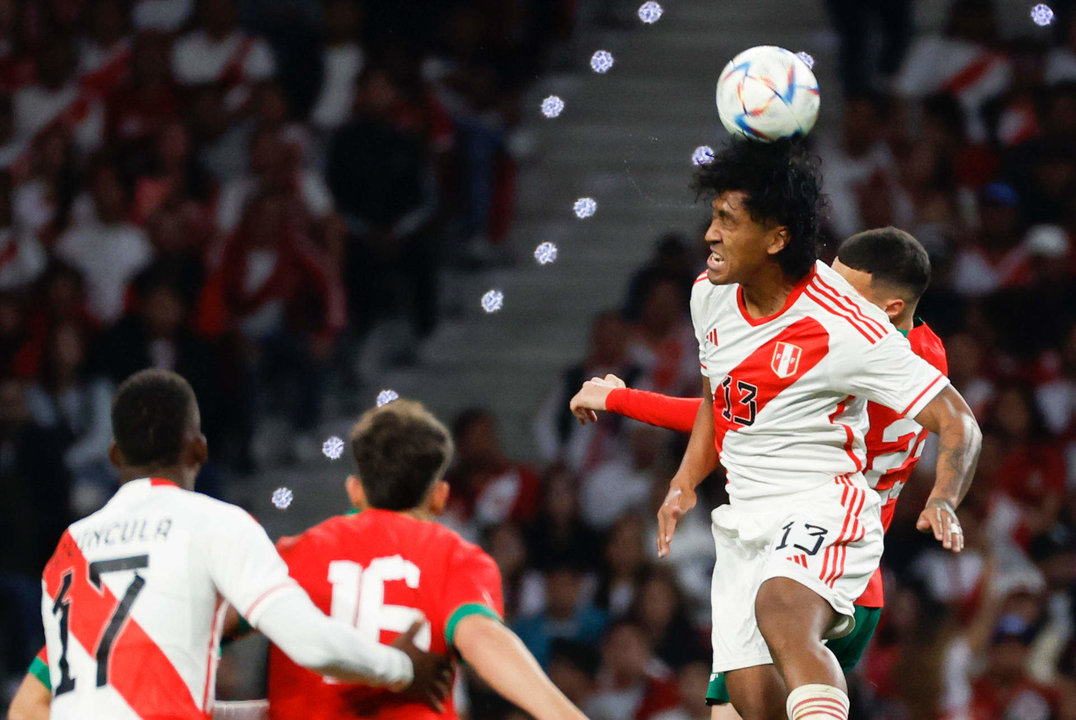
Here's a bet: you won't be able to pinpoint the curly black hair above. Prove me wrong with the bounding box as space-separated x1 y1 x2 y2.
692 137 825 280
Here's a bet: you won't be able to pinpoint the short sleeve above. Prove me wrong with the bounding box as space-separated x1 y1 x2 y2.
29 645 50 690
200 503 301 627
832 332 949 418
441 545 503 646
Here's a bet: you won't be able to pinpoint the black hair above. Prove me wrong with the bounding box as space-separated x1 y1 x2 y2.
111 369 199 467
837 226 932 300
350 399 454 511
692 137 823 279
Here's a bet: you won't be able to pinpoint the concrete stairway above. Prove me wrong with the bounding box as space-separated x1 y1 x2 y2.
372 0 842 461
241 0 844 535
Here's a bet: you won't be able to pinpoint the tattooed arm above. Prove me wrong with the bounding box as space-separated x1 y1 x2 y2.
912 385 983 553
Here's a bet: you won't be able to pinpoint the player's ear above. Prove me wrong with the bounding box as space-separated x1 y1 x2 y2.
427 479 450 515
766 227 791 255
108 441 123 469
345 476 367 510
883 297 905 321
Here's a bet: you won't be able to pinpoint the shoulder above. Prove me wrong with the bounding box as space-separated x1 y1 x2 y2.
802 263 894 345
909 322 949 373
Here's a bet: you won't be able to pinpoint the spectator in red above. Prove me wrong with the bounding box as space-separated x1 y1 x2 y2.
629 567 704 671
105 31 181 153
444 406 541 533
626 276 696 397
130 120 215 226
960 615 1060 720
209 188 345 448
987 383 1067 546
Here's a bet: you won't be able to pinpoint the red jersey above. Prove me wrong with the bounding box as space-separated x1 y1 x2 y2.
267 510 504 720
604 320 948 608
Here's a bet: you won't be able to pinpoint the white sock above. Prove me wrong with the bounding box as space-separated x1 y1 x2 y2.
785 684 849 720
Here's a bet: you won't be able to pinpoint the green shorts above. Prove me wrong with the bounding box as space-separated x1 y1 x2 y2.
705 605 881 705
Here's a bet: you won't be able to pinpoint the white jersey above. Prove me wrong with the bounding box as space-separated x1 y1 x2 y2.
41 478 300 719
690 261 948 505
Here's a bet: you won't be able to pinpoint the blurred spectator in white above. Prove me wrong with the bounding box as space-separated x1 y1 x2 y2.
894 0 1011 141
1025 527 1076 684
133 0 193 33
13 36 104 152
171 0 275 111
585 621 679 720
941 566 1059 720
444 407 541 534
951 182 1024 297
0 172 47 292
580 424 666 531
55 156 154 324
26 322 114 514
12 127 79 244
1037 322 1076 439
534 310 641 472
309 0 364 133
1046 13 1076 85
78 0 132 95
627 277 696 397
820 92 913 241
913 495 990 608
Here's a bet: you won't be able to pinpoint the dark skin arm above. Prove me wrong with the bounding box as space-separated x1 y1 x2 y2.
912 385 983 552
656 377 719 557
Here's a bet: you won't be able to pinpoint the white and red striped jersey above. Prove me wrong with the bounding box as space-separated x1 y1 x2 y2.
41 478 300 719
690 261 948 506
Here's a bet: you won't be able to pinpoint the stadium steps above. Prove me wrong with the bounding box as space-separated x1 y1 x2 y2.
240 0 843 533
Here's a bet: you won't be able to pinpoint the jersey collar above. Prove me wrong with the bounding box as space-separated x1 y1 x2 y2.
735 265 816 327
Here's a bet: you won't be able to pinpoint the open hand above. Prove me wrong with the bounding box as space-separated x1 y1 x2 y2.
657 480 697 558
392 622 453 711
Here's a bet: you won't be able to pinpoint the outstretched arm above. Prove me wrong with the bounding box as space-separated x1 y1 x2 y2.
569 375 702 432
912 385 982 553
453 615 587 720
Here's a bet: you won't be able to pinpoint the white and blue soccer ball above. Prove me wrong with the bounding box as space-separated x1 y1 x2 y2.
716 46 820 142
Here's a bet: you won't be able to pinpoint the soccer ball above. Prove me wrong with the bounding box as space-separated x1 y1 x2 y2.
716 46 820 142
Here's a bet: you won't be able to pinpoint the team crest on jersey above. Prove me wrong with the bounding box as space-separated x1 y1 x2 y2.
707 328 719 346
771 342 802 378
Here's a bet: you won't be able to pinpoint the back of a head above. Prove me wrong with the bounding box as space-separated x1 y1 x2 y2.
112 369 198 468
350 399 454 511
693 137 824 279
838 226 932 301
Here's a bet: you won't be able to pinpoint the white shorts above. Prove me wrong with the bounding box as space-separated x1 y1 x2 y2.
709 474 884 674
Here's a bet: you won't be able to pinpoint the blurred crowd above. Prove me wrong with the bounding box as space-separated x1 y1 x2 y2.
0 0 574 704
4 0 1076 718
